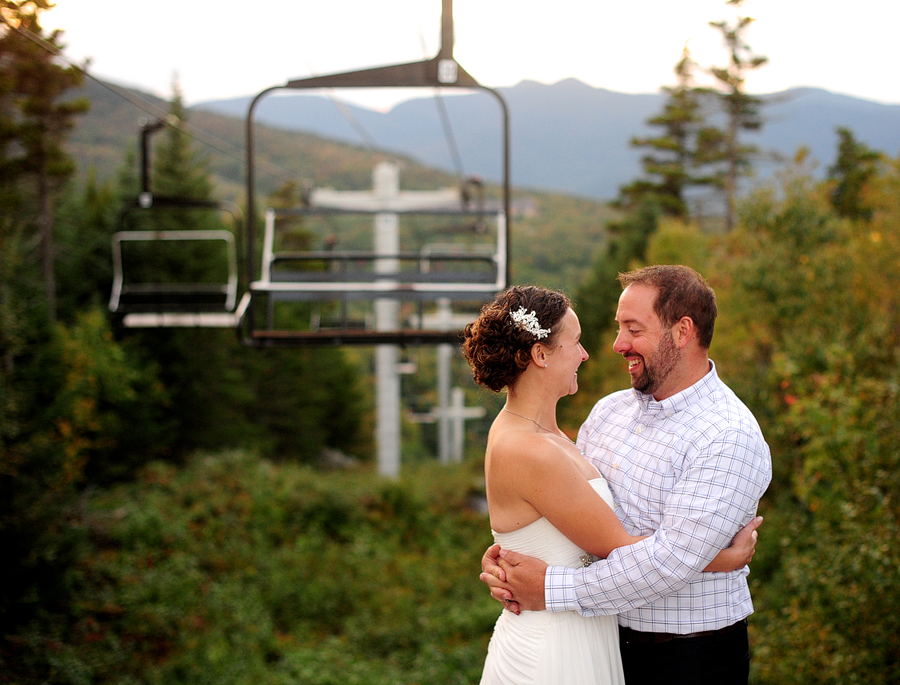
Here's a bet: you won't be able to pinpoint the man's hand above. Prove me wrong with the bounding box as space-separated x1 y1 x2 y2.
480 545 549 613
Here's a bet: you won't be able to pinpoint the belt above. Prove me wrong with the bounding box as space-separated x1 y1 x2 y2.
619 619 746 644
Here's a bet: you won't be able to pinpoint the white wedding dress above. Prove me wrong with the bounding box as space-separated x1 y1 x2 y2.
479 478 625 685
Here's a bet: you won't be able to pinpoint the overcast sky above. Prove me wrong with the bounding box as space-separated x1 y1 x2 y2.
40 0 900 111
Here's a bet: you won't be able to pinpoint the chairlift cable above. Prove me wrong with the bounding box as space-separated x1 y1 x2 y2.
431 91 466 181
327 95 379 151
2 15 297 187
416 25 466 181
304 73 378 153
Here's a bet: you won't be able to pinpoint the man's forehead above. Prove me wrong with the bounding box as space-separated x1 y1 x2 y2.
616 284 659 323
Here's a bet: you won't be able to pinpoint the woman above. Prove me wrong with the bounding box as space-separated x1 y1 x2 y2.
461 286 753 685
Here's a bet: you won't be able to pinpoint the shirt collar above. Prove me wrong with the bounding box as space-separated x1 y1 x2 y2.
632 360 719 417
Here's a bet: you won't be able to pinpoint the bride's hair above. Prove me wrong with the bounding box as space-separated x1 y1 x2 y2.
462 285 571 392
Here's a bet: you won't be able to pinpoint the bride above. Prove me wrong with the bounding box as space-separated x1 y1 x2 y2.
461 286 756 685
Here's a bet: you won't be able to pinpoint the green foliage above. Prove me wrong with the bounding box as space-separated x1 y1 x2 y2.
750 359 900 684
0 305 166 633
50 307 172 482
6 5 900 684
743 151 900 685
53 172 119 318
1 453 497 684
827 127 882 221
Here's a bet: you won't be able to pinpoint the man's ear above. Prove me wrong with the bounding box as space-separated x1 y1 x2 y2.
673 316 696 348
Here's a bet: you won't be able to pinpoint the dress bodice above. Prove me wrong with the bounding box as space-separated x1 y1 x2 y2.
480 476 626 684
491 478 615 567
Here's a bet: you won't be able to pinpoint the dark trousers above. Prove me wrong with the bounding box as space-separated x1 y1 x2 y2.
619 620 750 685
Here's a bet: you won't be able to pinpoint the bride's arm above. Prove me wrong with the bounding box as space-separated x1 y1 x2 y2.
501 442 644 559
493 439 762 570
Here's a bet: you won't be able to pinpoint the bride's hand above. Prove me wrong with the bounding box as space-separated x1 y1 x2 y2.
480 544 521 614
704 516 763 572
496 549 547 612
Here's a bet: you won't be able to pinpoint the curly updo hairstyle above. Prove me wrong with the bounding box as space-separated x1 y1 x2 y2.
462 285 571 392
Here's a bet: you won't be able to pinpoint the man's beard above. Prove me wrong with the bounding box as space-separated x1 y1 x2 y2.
633 330 680 395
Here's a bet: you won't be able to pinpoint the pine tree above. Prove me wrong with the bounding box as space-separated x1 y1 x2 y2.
0 0 88 319
1 1 94 641
153 83 214 201
701 0 768 231
617 46 706 219
827 127 882 221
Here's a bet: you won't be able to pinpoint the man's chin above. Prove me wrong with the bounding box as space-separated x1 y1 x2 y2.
631 375 653 394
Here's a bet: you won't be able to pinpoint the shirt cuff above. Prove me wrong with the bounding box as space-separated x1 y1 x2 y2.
545 565 577 613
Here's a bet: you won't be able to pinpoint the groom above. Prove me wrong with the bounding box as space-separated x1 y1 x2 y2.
481 265 772 685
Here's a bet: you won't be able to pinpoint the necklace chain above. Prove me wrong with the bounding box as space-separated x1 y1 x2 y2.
503 408 574 443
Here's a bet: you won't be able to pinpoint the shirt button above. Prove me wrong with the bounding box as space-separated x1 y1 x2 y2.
613 463 619 470
636 426 643 434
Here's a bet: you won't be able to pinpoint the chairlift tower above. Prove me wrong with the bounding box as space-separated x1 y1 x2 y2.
109 0 509 478
310 161 474 475
238 0 510 476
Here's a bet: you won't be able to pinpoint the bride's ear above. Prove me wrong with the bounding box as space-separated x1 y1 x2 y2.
530 343 549 368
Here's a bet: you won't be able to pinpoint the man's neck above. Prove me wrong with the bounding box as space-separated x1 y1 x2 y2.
651 357 711 401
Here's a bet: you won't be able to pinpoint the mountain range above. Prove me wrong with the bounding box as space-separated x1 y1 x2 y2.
193 78 900 201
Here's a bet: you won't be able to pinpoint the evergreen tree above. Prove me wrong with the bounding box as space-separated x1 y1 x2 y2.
0 1 138 641
153 83 213 201
617 46 706 219
700 0 768 231
0 0 88 319
827 126 882 221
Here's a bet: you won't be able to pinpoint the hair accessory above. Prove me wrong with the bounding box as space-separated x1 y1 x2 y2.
510 307 551 340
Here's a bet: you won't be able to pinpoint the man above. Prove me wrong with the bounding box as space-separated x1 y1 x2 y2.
481 265 772 685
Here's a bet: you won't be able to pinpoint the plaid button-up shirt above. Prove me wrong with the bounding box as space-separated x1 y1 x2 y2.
546 362 772 633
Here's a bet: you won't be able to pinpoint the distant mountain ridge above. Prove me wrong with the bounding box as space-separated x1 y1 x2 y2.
194 78 900 201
